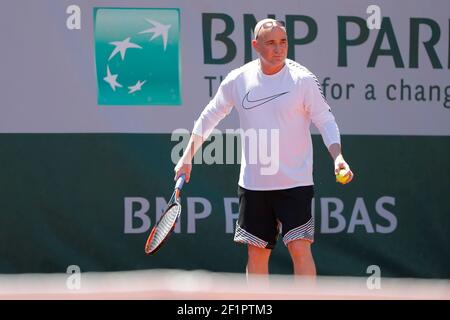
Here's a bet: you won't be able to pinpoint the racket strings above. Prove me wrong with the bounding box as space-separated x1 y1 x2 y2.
148 204 181 252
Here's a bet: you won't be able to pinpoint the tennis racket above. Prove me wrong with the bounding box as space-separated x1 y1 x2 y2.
144 174 186 255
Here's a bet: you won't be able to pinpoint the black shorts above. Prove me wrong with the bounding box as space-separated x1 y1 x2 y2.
234 185 314 249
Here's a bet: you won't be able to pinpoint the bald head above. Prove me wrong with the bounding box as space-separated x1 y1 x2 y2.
254 18 286 40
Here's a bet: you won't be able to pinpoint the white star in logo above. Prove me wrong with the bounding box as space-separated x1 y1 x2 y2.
108 37 142 61
139 19 171 51
128 80 147 94
103 66 122 91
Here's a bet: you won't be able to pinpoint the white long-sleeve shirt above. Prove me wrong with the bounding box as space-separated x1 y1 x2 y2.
192 59 340 190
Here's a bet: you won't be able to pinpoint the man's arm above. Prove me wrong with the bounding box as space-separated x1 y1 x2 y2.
174 133 204 182
303 75 354 184
174 73 235 183
328 143 342 164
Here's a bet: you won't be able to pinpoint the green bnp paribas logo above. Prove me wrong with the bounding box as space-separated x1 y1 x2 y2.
94 8 181 106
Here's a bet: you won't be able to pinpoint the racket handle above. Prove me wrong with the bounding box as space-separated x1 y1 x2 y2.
175 174 185 190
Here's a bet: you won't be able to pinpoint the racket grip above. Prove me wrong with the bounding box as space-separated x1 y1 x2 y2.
175 174 185 190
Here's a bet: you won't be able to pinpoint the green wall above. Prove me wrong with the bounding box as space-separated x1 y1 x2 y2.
0 134 449 278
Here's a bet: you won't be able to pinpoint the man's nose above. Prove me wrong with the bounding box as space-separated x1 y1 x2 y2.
274 44 281 53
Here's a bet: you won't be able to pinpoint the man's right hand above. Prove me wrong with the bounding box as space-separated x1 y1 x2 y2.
174 156 192 183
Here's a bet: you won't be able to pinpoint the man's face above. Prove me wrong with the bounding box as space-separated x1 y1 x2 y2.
252 26 288 70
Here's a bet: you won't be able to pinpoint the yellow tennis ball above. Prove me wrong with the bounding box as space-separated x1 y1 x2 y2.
336 169 350 184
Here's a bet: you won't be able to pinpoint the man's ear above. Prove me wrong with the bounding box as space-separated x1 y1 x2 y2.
251 39 259 53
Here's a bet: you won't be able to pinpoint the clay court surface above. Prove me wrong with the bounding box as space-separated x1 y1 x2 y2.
1 269 449 300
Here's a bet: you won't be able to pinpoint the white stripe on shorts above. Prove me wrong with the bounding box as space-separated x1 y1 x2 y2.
283 217 314 245
234 222 268 248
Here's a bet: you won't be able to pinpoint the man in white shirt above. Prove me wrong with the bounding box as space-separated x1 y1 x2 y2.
174 18 354 279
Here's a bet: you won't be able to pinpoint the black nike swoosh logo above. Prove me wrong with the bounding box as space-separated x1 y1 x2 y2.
241 90 290 110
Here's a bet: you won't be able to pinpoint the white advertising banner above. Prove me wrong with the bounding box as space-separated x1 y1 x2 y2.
0 0 449 135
